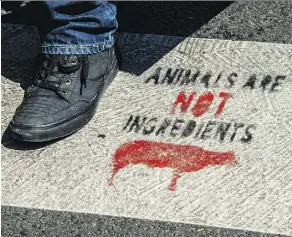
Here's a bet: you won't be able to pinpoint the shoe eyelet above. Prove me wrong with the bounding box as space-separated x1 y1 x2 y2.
62 90 67 94
71 59 77 64
65 79 72 85
70 72 75 76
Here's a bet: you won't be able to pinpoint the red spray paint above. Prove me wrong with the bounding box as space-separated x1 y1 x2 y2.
108 140 236 191
192 92 214 117
215 92 232 118
171 91 196 114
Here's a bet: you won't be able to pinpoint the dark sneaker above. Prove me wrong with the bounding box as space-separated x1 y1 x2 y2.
9 47 118 142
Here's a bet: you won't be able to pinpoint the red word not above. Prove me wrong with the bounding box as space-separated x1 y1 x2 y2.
108 140 236 191
172 91 232 118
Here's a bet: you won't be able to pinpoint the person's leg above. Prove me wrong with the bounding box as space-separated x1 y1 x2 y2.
39 1 117 54
9 1 119 142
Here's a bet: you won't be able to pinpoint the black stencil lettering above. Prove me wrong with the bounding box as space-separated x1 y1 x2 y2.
122 114 134 131
194 123 205 138
270 75 286 92
215 122 231 142
226 72 238 89
230 123 245 142
179 70 192 85
201 72 212 88
201 121 217 140
260 75 272 91
145 67 161 85
213 73 222 88
241 124 256 143
155 119 172 136
129 116 147 133
161 68 180 85
142 117 158 135
190 70 200 84
170 119 185 138
173 69 185 85
181 120 197 137
243 74 257 89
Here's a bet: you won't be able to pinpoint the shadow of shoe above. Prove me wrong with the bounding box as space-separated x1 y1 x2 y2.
1 23 40 89
1 125 65 151
2 2 46 26
1 2 233 77
2 59 36 90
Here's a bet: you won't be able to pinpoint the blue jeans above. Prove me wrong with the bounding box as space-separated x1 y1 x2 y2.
41 1 117 54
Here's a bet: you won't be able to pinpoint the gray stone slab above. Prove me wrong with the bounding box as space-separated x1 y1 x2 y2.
2 32 292 236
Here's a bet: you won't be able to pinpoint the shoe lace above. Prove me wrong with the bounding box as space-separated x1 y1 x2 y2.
33 54 89 95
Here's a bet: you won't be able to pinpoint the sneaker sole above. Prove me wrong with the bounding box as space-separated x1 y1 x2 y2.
9 61 119 143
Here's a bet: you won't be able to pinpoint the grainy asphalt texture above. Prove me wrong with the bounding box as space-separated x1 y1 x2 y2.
117 1 292 44
1 1 292 237
2 206 289 237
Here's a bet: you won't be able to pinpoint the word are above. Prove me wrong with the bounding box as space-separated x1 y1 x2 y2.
145 67 286 92
172 91 231 118
122 114 256 144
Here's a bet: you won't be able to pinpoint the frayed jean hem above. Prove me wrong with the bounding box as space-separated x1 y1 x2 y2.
41 40 115 54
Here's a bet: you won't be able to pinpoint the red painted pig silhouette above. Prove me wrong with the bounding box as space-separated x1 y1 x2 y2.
108 140 236 191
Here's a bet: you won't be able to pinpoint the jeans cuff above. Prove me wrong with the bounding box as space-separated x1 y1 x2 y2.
41 40 115 54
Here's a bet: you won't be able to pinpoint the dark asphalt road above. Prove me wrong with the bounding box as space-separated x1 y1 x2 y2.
1 206 288 237
117 1 292 44
2 1 292 237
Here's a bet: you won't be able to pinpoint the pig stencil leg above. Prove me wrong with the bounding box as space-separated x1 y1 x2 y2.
107 170 116 186
169 170 182 191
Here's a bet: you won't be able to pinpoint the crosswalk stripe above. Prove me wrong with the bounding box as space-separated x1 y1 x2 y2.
2 31 292 236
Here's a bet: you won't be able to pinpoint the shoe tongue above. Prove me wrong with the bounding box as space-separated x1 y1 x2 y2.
33 87 58 97
58 55 81 73
31 55 81 98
